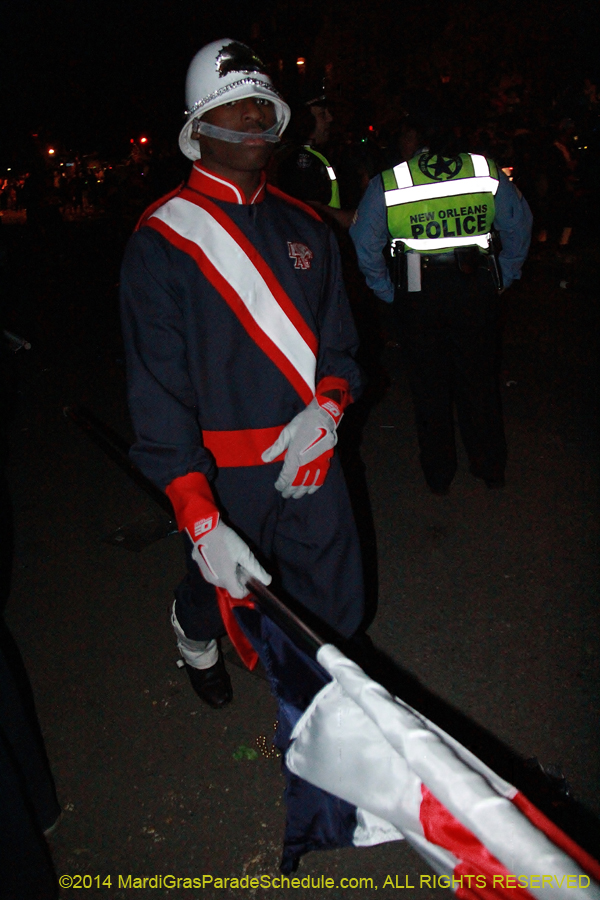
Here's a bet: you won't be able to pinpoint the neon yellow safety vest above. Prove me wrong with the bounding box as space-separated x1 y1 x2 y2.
381 152 499 254
304 146 341 209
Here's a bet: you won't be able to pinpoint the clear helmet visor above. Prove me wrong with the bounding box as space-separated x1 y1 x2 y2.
179 83 290 160
192 120 281 143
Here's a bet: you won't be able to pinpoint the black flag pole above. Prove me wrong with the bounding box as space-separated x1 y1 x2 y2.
237 565 324 658
63 406 177 550
64 405 175 518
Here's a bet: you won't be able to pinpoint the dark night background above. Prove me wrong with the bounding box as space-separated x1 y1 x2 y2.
1 0 599 164
2 1 600 895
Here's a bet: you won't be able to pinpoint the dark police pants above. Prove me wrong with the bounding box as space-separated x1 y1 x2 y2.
396 263 507 492
174 454 365 643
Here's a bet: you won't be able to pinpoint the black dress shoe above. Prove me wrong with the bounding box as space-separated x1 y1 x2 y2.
185 652 233 709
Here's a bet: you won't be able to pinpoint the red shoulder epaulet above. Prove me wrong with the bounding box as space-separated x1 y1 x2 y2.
266 184 323 222
135 182 185 232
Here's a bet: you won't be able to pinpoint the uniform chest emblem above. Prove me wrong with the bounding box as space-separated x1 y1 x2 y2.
288 241 314 270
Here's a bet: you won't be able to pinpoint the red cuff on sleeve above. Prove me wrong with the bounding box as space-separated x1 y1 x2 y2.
165 472 219 542
315 376 352 424
316 376 353 411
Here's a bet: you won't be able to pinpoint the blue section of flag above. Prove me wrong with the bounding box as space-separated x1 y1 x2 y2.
235 607 357 873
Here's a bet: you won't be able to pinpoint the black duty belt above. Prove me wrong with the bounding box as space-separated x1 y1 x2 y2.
420 253 457 268
421 250 490 274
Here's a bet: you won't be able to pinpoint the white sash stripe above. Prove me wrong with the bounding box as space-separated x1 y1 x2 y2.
384 175 499 207
153 197 317 394
400 234 491 251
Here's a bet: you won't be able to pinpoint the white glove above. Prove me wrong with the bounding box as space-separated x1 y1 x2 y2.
191 521 271 599
261 396 342 499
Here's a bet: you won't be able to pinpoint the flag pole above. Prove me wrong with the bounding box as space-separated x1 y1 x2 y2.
238 566 325 657
64 405 175 519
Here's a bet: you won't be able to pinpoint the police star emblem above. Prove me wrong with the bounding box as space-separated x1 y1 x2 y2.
418 153 463 181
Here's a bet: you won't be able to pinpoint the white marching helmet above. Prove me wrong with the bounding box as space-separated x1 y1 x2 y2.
179 39 291 160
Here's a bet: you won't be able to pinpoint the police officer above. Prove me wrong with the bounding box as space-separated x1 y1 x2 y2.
275 92 358 230
276 92 338 200
350 115 532 494
120 40 365 708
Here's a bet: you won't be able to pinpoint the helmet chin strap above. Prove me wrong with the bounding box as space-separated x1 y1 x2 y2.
194 119 281 143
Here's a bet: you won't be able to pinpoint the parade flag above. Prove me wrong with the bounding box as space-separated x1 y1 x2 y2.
237 573 600 898
61 407 600 899
287 642 600 899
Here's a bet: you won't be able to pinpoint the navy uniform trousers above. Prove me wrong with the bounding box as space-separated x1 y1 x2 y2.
174 453 364 643
396 262 507 493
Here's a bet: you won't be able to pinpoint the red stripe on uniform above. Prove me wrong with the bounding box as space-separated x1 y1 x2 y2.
135 183 184 231
316 375 353 409
165 471 218 535
180 187 319 356
146 216 314 406
202 426 286 468
266 184 324 222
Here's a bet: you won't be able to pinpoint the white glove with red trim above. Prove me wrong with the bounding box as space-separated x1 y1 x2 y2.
165 472 271 599
261 392 345 499
191 520 270 599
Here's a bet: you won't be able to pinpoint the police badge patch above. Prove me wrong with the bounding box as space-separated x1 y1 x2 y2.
418 153 463 181
297 152 312 170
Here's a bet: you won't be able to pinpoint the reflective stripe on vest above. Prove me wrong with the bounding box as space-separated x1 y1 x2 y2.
147 190 317 405
304 146 341 209
383 153 499 253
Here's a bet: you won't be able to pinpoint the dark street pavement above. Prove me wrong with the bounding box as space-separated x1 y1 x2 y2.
2 216 599 898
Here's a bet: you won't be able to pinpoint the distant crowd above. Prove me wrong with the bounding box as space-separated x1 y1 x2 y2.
2 74 598 250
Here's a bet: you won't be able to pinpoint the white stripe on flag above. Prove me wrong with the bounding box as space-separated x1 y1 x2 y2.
152 197 317 396
287 645 599 900
352 809 405 848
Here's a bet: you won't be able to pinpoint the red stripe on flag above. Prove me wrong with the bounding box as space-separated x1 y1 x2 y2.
420 786 537 900
512 792 600 883
180 187 319 355
146 217 314 406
